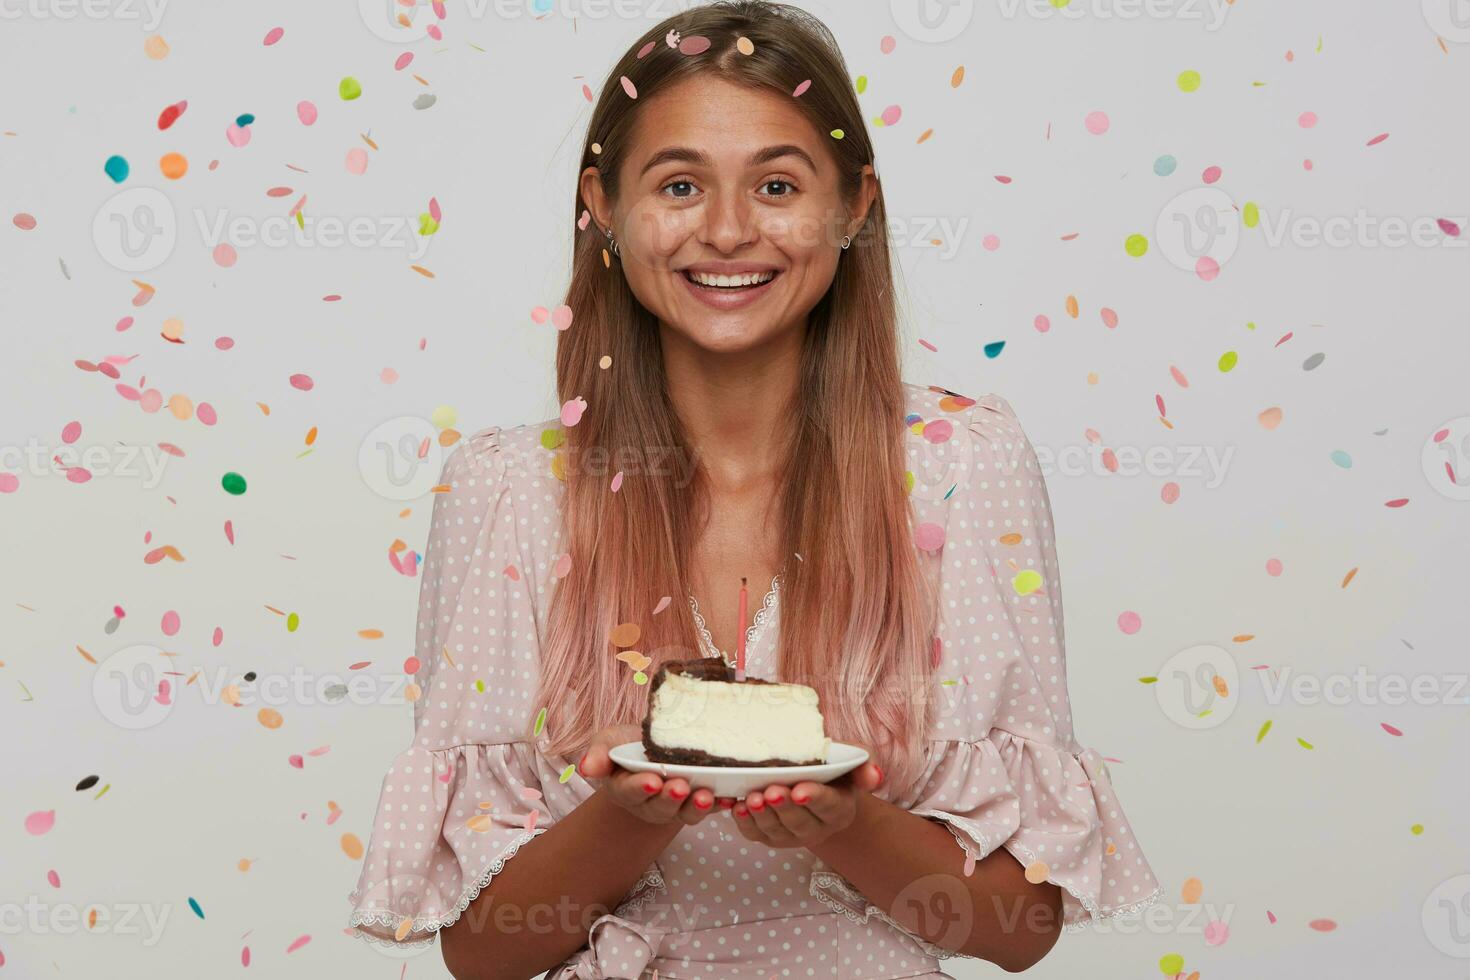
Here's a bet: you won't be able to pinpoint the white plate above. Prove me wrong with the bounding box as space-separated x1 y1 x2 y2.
607 741 869 799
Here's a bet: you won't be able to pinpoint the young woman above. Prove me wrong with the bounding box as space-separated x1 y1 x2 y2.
348 3 1161 977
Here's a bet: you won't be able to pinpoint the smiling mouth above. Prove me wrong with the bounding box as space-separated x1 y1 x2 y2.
682 270 779 290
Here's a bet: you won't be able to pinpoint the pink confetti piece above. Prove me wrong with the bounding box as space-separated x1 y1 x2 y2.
1202 165 1222 184
982 234 1000 251
394 52 414 71
241 946 250 967
1161 482 1180 504
554 553 572 578
524 809 540 832
914 522 945 551
560 396 587 427
880 104 902 126
429 197 442 223
12 213 37 230
1117 610 1142 634
212 243 237 268
582 84 594 102
1266 558 1283 576
1384 498 1410 508
994 175 1012 184
1204 920 1230 945
224 520 235 545
288 754 304 769
1438 219 1461 237
1196 256 1221 281
1366 133 1389 146
918 338 937 352
653 596 672 615
285 935 311 953
345 148 369 175
0 474 18 494
25 810 55 835
551 305 574 331
880 35 896 54
1034 315 1051 333
678 35 710 55
610 471 624 492
61 421 81 444
530 306 549 324
620 75 637 99
263 26 284 46
636 40 656 58
1299 111 1318 128
1084 110 1110 135
64 466 92 483
1308 919 1337 932
161 610 180 636
1381 722 1403 736
289 373 314 391
226 124 252 147
296 101 317 126
47 870 60 888
116 316 134 331
792 79 812 97
1100 307 1118 329
1267 910 1277 924
213 627 224 646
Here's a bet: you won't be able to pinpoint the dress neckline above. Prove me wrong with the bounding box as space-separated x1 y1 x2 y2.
687 573 782 668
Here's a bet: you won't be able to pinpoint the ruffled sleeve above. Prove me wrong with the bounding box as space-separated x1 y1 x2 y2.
812 391 1162 950
346 426 590 947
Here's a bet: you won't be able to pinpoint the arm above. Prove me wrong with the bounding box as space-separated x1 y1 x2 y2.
439 726 720 980
808 789 1062 972
440 789 681 980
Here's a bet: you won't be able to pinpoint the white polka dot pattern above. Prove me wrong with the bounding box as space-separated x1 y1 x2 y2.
345 384 1162 972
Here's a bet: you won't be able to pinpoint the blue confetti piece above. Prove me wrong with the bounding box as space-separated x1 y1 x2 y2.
1154 154 1177 177
104 155 129 183
235 113 255 127
983 341 1006 359
188 897 204 919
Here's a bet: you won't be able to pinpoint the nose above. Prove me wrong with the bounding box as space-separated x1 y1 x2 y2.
699 189 755 254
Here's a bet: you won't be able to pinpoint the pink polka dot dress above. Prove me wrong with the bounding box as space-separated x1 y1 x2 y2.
347 383 1163 977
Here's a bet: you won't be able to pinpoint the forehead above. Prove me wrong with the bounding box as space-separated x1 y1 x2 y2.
625 74 829 171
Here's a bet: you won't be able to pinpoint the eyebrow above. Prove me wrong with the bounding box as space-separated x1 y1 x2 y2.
638 144 819 177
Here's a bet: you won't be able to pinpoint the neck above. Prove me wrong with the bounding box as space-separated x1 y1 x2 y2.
660 321 803 491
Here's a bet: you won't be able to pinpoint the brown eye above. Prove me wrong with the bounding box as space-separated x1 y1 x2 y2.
663 181 696 198
762 180 793 196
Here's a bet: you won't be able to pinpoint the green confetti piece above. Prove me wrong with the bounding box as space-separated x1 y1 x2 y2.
540 427 564 451
1297 737 1314 749
1012 569 1042 595
1411 823 1424 835
418 213 439 236
474 679 485 693
221 472 247 495
1159 953 1184 976
1243 202 1260 228
1138 676 1158 684
1124 233 1149 257
94 783 111 800
1177 70 1201 93
286 612 300 632
940 679 958 687
533 706 547 736
295 211 305 229
855 75 867 94
559 764 576 783
633 670 648 685
339 76 362 101
830 128 845 140
1218 351 1238 372
1256 720 1272 743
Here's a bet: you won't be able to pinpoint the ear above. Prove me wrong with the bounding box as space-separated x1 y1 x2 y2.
845 164 879 239
580 166 614 236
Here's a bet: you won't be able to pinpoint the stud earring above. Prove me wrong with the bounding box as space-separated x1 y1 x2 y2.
840 235 851 250
603 226 620 257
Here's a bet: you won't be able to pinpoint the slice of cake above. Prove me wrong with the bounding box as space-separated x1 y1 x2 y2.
642 658 829 767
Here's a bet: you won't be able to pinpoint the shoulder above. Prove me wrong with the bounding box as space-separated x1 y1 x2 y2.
439 414 566 493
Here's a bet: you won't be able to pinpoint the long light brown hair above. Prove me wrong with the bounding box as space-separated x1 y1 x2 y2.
534 1 939 795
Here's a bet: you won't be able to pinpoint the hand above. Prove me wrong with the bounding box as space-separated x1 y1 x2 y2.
730 759 884 849
577 724 720 827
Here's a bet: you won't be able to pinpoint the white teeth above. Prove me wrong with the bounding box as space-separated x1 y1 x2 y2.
687 270 775 288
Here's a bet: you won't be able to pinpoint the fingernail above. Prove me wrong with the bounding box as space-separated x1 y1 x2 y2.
643 780 660 795
872 764 884 784
769 794 785 807
576 754 587 775
670 787 688 800
719 799 735 809
734 806 748 819
792 792 809 804
749 799 764 811
695 797 711 810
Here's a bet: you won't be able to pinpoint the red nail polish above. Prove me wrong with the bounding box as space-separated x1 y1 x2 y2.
734 807 748 819
719 799 735 809
576 754 587 775
872 764 883 783
695 797 711 810
643 780 660 795
750 799 764 811
670 787 688 800
792 792 809 804
769 795 785 807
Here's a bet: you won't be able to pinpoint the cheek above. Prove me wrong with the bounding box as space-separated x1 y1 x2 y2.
762 204 840 258
623 205 692 263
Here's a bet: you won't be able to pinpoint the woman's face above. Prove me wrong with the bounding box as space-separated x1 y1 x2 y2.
583 74 875 354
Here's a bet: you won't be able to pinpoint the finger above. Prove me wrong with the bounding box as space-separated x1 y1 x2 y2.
852 762 884 793
644 777 691 821
608 771 663 809
730 802 765 841
677 787 716 826
765 785 823 837
577 744 613 780
790 781 847 823
743 790 789 841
